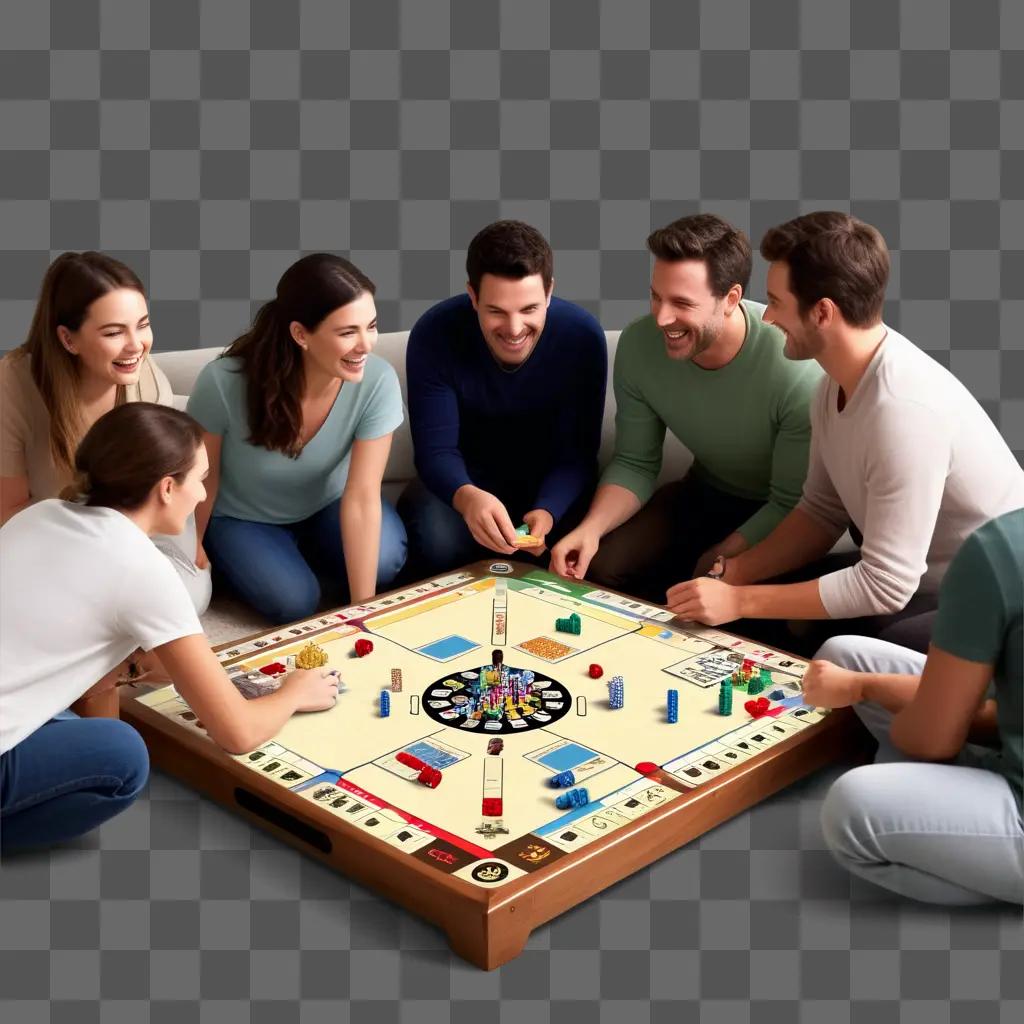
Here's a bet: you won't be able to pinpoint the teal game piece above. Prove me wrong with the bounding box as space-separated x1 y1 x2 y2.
555 612 582 635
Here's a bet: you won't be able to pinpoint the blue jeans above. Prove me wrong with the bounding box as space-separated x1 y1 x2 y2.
397 478 565 579
204 496 407 624
0 713 149 852
817 636 1024 905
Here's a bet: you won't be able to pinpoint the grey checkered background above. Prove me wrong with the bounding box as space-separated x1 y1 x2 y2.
2 0 1022 1020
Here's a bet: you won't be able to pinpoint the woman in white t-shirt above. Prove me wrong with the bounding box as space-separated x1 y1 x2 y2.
0 403 339 852
0 250 211 613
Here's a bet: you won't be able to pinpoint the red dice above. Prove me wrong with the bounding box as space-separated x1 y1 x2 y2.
354 638 374 657
588 663 603 679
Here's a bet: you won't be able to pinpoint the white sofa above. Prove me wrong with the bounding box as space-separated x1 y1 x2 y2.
153 330 695 642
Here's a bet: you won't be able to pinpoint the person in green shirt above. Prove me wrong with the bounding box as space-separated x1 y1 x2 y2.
550 214 823 603
805 508 1023 905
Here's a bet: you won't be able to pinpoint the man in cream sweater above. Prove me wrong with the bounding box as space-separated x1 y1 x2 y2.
668 212 1024 653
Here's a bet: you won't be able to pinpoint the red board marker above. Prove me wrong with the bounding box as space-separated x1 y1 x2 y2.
354 638 374 657
588 663 603 679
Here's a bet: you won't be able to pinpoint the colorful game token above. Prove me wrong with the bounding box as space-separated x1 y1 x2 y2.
588 663 603 679
555 612 582 635
666 688 679 724
635 761 659 776
513 524 542 547
390 668 403 692
549 770 576 788
744 696 771 718
295 642 329 670
555 787 590 810
719 678 733 715
487 738 504 755
355 638 374 658
379 690 390 717
608 675 625 709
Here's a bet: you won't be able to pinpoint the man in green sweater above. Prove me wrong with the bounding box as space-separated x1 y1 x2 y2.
551 214 823 603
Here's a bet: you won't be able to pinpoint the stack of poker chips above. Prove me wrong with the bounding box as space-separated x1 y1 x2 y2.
718 677 733 715
379 690 391 718
555 786 590 810
548 770 576 788
608 675 625 709
666 689 679 724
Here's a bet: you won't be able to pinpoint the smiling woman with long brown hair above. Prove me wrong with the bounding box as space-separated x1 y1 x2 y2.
0 251 211 612
187 253 407 625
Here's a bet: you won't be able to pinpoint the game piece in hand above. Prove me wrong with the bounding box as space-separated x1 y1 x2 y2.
354 637 374 658
295 642 328 670
588 663 603 679
513 523 541 547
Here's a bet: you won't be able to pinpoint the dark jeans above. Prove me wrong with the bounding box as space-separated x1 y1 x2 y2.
205 496 408 625
0 713 149 852
587 474 764 604
586 475 938 656
397 477 590 580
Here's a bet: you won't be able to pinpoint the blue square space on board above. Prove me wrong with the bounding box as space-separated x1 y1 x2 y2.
537 743 597 773
416 634 481 661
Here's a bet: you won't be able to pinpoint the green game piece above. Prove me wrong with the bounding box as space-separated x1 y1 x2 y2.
555 612 581 635
515 524 531 536
718 678 733 715
747 674 765 696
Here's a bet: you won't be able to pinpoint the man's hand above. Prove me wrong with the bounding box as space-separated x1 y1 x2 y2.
691 547 719 579
519 508 554 552
665 578 741 625
549 524 600 580
453 486 517 553
801 659 865 709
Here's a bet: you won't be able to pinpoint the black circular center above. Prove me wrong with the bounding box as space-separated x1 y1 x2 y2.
422 663 572 735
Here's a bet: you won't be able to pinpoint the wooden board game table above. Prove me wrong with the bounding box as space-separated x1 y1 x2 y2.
121 560 871 969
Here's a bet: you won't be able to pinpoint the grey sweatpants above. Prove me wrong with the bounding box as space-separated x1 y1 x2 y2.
816 635 1024 905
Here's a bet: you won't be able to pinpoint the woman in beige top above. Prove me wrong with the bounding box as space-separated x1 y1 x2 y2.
0 251 211 613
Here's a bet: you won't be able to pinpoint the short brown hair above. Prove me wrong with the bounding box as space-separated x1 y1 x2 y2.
466 220 553 295
646 214 752 298
65 402 203 510
759 212 889 327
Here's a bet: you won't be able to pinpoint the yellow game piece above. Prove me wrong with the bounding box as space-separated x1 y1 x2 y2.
295 641 328 670
512 533 542 547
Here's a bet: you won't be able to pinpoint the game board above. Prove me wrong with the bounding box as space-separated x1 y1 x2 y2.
121 561 870 969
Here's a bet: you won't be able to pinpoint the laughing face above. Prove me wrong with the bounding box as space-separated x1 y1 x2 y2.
763 261 824 361
649 260 730 362
58 288 153 387
469 273 552 368
292 291 378 383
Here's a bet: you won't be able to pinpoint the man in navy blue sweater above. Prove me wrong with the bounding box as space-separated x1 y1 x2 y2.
399 221 608 577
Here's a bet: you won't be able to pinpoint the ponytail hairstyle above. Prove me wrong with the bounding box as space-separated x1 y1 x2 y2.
59 402 203 511
223 253 376 457
16 251 148 473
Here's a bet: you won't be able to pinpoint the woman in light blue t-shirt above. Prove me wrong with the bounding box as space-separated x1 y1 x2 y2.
188 254 407 624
